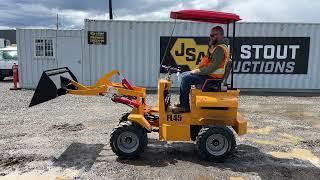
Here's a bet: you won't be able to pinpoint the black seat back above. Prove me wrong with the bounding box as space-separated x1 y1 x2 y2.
201 59 232 92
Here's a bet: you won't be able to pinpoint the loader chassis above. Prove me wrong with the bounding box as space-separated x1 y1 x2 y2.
108 78 247 161
29 10 248 162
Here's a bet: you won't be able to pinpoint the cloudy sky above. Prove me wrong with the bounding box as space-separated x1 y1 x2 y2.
0 0 319 29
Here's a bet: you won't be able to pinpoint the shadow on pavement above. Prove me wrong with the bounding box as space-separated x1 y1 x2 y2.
117 139 320 180
53 143 104 172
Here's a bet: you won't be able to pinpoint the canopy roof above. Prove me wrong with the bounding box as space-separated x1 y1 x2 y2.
170 10 241 24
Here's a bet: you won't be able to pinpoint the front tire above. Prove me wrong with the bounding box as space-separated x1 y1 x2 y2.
110 121 147 159
196 126 236 162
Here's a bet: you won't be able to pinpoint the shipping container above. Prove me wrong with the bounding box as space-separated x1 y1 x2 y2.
17 20 320 91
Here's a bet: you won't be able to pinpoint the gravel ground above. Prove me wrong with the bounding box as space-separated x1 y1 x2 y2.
0 81 320 180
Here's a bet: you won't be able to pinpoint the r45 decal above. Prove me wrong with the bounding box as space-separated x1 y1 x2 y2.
167 114 182 121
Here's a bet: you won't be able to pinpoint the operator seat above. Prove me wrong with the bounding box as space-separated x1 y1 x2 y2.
200 60 233 92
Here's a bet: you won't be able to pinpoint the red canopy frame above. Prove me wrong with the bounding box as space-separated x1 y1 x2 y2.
170 10 241 24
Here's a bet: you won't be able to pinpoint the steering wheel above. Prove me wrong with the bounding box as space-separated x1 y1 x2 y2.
161 65 181 73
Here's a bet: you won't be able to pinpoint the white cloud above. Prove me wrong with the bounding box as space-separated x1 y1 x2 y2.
0 0 320 29
219 0 320 23
116 3 185 21
189 0 219 9
114 0 320 23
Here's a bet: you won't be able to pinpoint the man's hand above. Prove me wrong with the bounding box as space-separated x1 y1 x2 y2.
191 69 200 74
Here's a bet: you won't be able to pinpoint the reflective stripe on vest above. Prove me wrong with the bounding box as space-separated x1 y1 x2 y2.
198 44 229 79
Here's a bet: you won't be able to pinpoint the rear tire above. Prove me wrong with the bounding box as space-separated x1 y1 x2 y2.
110 121 147 159
196 126 236 162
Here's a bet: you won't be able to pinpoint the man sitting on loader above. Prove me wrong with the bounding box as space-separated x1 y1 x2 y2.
174 26 230 113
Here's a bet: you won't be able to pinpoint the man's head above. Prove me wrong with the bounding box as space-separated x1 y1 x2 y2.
209 26 224 45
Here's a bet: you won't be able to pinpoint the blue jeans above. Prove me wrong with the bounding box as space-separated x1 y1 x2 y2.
179 71 209 110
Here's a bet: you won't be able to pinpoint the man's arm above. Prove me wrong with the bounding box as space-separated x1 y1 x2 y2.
198 47 224 75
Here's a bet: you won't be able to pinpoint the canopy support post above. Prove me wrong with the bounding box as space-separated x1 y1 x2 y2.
226 23 229 38
159 18 177 78
231 21 236 89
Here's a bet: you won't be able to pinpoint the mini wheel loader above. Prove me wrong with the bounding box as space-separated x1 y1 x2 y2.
29 10 247 162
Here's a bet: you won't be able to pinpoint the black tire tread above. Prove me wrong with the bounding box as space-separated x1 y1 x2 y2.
119 113 148 147
110 121 147 159
196 125 236 162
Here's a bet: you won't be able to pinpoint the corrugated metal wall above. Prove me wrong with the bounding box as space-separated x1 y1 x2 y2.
84 20 214 87
17 29 83 88
84 20 320 90
18 21 320 90
235 23 319 90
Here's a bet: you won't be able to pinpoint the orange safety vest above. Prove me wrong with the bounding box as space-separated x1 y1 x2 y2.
198 44 229 79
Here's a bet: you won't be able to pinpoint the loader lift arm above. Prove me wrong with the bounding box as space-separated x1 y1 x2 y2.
29 67 146 108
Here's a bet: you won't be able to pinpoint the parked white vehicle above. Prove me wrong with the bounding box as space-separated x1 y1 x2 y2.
0 46 18 80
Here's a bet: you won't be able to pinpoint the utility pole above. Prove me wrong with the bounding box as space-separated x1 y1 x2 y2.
56 14 59 30
109 0 113 20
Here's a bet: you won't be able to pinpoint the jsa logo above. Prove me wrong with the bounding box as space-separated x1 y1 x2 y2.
170 38 208 70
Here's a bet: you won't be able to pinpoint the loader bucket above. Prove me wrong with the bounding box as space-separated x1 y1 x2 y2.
29 67 78 107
